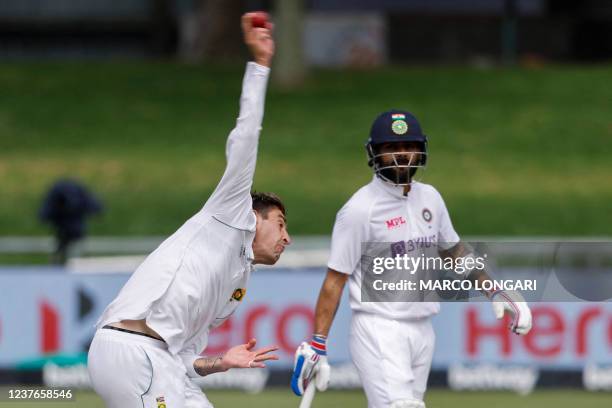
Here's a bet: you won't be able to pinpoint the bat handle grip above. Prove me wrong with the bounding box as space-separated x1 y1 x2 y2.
298 380 316 408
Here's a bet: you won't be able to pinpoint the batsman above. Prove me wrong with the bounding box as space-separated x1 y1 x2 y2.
291 110 533 407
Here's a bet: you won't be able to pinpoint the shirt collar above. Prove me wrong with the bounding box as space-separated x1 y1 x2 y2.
246 231 256 262
371 175 410 199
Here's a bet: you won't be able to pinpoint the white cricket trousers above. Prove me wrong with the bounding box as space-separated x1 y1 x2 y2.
349 312 435 408
88 328 213 408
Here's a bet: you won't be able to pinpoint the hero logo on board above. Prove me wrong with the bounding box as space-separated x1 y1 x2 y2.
466 305 612 358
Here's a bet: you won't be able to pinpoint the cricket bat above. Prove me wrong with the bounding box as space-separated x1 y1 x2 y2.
298 380 316 408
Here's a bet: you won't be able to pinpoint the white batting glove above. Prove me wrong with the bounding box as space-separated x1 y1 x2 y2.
291 335 330 396
490 290 532 335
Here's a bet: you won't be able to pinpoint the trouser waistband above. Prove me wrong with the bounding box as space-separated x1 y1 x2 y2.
102 324 166 343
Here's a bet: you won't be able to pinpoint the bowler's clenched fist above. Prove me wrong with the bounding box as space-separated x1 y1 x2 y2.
242 12 274 67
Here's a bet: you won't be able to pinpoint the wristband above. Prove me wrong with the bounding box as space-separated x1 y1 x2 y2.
311 334 327 356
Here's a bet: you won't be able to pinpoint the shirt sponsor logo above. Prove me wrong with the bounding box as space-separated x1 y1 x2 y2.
385 216 407 230
405 235 438 250
156 396 166 408
391 240 406 257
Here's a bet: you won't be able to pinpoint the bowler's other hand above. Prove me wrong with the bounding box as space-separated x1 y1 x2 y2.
241 12 274 67
221 338 279 370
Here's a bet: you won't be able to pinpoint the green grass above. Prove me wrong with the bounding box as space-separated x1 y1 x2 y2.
0 62 610 236
1 389 610 408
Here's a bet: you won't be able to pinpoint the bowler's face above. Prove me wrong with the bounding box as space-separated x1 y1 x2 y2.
252 208 291 265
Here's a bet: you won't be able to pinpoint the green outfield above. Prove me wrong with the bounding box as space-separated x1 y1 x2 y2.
1 389 610 408
0 63 610 237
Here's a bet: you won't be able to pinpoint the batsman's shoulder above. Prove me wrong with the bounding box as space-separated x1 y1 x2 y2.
413 181 445 201
336 184 377 222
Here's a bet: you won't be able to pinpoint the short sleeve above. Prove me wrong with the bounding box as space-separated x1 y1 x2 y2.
178 344 204 378
327 202 369 275
437 193 460 250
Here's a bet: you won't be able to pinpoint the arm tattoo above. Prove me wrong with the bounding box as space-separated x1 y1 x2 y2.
194 356 225 377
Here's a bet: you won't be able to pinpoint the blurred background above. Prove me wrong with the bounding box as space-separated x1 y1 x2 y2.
0 1 611 407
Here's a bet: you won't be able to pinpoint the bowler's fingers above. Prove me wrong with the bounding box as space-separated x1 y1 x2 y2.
254 345 279 356
241 14 257 44
249 361 266 368
252 27 272 44
253 354 279 363
245 338 257 351
241 13 254 33
242 13 272 35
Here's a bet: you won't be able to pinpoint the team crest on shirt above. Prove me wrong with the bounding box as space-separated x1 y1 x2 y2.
422 208 432 222
156 396 166 408
231 288 246 301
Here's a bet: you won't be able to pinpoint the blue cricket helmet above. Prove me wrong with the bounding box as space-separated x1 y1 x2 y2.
365 110 428 185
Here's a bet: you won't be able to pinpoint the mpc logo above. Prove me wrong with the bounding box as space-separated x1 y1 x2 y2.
385 216 406 230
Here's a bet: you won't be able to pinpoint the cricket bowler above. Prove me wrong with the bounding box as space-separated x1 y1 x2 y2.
87 13 289 408
291 110 533 408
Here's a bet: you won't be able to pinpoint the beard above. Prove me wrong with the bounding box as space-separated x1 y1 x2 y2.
379 166 417 185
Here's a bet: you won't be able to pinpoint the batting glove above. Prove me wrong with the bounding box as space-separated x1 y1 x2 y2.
291 335 331 396
490 289 532 335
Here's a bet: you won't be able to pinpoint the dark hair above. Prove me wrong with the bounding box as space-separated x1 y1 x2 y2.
251 191 286 218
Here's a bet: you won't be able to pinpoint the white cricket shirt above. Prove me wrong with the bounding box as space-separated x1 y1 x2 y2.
328 176 460 320
96 62 270 377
